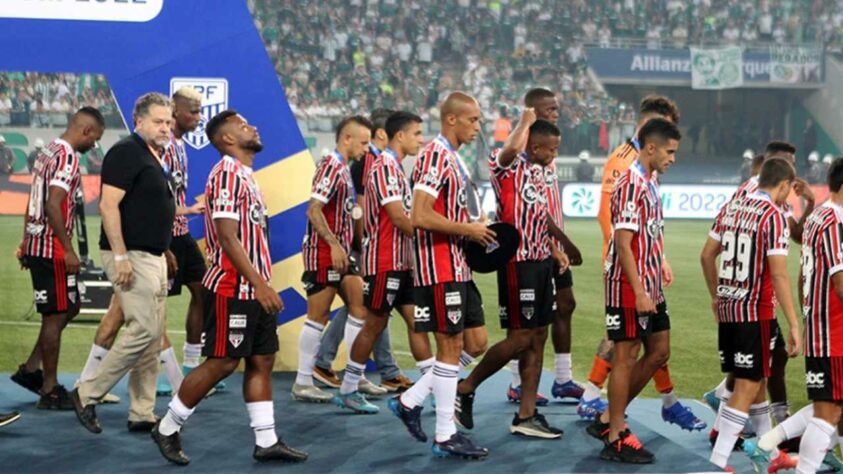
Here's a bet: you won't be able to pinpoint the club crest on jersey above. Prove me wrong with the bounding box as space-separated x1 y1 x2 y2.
248 202 264 226
344 198 355 214
457 189 467 207
646 218 662 237
522 183 538 204
362 281 370 295
228 330 244 348
169 77 228 150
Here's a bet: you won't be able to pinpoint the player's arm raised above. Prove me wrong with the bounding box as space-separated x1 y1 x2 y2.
768 255 800 357
215 217 282 314
496 107 536 168
411 190 495 245
787 178 815 244
306 198 348 274
700 237 721 319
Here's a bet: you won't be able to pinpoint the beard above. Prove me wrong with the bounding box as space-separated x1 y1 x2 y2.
244 139 263 152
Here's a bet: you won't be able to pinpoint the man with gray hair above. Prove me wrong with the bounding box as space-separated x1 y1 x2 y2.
70 92 176 434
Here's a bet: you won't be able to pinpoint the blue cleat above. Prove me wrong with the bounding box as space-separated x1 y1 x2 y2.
431 432 488 459
334 392 379 414
577 397 608 420
741 439 771 473
551 380 585 401
662 401 707 431
388 396 427 442
506 385 549 406
824 449 843 472
702 389 720 413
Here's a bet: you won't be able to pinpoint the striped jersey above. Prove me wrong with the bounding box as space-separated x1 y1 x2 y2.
709 192 789 323
361 148 413 275
162 133 190 237
24 138 79 259
411 135 472 286
801 201 843 357
713 175 794 236
351 143 380 196
302 151 355 271
545 161 564 236
202 156 271 300
604 160 665 306
490 149 550 262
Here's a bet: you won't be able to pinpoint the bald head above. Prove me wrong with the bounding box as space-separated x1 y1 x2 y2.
440 92 479 123
440 91 482 148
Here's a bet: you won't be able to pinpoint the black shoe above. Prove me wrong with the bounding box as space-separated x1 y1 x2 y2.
388 396 427 442
11 365 43 394
454 385 475 430
779 435 801 453
600 430 655 464
253 440 309 463
586 415 610 443
128 417 160 433
69 388 101 434
37 384 74 410
432 432 489 459
151 421 190 465
0 411 21 428
510 410 563 439
708 429 745 451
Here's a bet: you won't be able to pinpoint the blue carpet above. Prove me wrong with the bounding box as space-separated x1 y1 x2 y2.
0 370 746 473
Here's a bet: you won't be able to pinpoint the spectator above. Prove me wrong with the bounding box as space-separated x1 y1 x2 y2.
0 135 14 174
739 149 753 182
27 138 44 173
575 150 595 182
806 151 822 184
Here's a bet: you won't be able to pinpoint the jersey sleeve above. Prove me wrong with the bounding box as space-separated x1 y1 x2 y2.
764 210 790 257
611 177 643 233
208 168 243 221
709 203 729 241
311 157 340 204
488 148 517 175
413 146 447 198
47 146 78 192
372 163 403 206
825 222 843 276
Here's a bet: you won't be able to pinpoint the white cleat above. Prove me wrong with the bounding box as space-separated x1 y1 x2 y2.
358 378 388 396
291 383 333 403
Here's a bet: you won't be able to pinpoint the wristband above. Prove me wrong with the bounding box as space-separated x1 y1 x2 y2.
114 254 129 262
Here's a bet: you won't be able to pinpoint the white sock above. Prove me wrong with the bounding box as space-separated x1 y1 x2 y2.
343 315 364 357
182 342 202 369
759 425 789 452
750 401 773 437
661 389 679 409
714 377 728 399
509 360 521 388
416 357 435 376
432 361 459 442
771 401 790 424
555 353 572 384
459 351 475 370
797 418 836 474
247 401 279 448
582 382 602 402
159 394 194 436
295 320 324 386
714 388 733 431
710 405 748 468
401 369 434 408
340 360 366 395
80 344 108 383
159 347 184 392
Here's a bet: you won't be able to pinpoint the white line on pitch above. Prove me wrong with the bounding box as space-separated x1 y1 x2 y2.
0 320 187 334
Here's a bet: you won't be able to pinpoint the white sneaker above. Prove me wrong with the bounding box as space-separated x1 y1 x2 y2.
358 377 388 396
291 383 333 403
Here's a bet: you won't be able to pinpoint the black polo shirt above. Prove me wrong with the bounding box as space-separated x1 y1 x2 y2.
99 133 175 255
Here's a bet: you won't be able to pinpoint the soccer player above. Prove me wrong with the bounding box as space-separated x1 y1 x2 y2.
591 118 680 464
334 111 433 413
390 92 495 458
13 107 104 409
584 96 703 430
505 88 585 407
700 157 800 471
454 111 566 439
293 116 373 403
152 110 307 465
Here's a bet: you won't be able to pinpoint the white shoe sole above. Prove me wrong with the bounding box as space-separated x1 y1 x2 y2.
101 393 121 404
510 425 562 439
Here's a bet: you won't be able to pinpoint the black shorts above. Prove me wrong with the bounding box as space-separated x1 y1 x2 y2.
497 259 555 330
201 290 279 359
605 301 670 341
301 253 360 296
805 356 843 401
414 281 484 334
554 267 573 290
167 234 207 296
718 319 778 381
363 271 414 313
26 256 80 315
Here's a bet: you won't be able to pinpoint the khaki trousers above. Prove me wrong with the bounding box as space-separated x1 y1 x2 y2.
79 250 166 422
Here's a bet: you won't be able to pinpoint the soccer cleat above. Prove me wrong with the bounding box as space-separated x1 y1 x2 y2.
10 365 43 395
661 402 707 431
510 410 563 439
291 383 333 403
156 380 173 397
432 432 489 459
69 388 101 434
334 392 380 414
506 385 549 406
577 397 608 420
253 440 308 463
151 421 190 465
824 449 843 472
600 430 655 464
37 384 74 410
709 429 745 451
454 389 475 430
742 439 772 473
551 380 585 401
312 366 341 388
359 377 388 396
586 416 611 443
702 389 720 413
0 411 21 428
381 374 413 393
388 396 427 442
766 450 797 473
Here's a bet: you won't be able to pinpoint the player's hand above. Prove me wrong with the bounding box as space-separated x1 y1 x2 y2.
635 293 656 315
466 222 497 246
255 282 283 315
330 243 349 274
164 250 178 278
662 259 674 288
187 201 206 215
520 107 537 127
564 243 583 266
16 241 28 269
65 250 81 275
553 249 569 274
711 299 719 323
793 178 815 203
114 259 134 288
787 325 801 357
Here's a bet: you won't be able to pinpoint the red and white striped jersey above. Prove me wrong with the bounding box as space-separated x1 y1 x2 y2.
202 156 271 300
545 161 564 239
801 201 843 357
489 149 550 262
713 175 794 235
411 135 472 286
24 139 79 259
162 133 190 237
604 161 665 307
302 151 355 271
709 192 790 323
361 148 413 275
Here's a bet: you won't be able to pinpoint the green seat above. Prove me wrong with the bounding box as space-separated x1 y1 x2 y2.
2 132 28 147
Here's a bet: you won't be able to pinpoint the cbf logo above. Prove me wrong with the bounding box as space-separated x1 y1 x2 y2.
169 77 229 150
